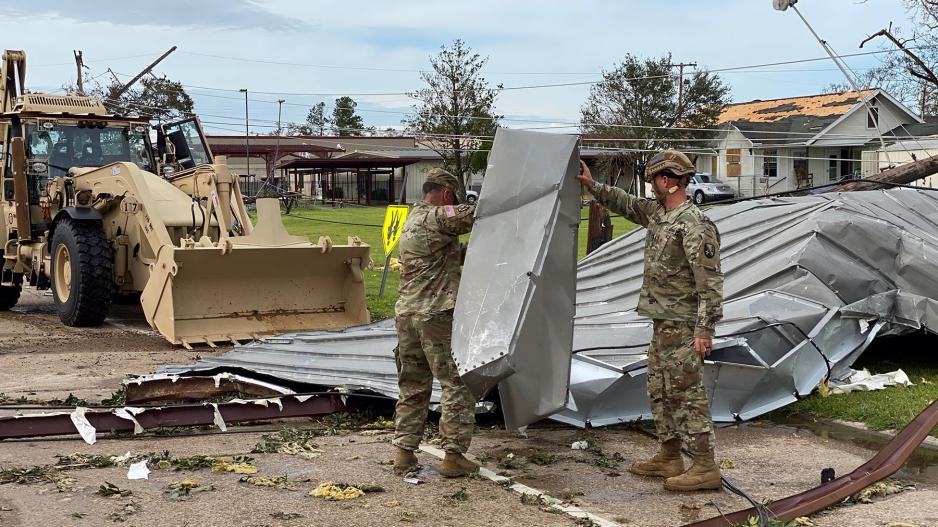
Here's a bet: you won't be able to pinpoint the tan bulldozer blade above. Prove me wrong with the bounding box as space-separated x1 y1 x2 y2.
141 199 370 347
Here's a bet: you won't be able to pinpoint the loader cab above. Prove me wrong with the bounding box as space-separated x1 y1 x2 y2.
22 119 155 179
157 117 212 173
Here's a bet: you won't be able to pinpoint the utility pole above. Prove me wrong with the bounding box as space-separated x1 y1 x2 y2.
921 82 929 118
73 50 84 95
239 89 250 181
667 62 696 109
112 46 177 99
275 99 285 192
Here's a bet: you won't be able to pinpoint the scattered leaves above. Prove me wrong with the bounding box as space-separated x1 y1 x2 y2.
97 482 132 498
270 511 303 520
399 511 418 522
239 475 296 490
167 479 215 501
850 480 915 504
720 459 737 469
529 453 561 466
253 428 324 459
212 459 258 474
107 501 141 523
449 487 469 501
310 481 365 500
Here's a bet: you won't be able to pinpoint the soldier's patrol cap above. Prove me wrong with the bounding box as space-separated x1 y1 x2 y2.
644 150 695 182
425 168 462 202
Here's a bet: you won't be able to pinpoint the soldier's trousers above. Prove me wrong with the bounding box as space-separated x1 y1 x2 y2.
392 311 475 454
647 319 716 452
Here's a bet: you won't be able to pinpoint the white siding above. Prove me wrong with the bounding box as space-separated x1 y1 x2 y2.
812 96 916 148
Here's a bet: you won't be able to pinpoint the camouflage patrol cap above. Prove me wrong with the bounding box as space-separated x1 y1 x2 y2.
425 168 462 202
644 150 695 183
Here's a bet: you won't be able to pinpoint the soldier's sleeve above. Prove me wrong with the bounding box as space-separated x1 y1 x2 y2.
682 217 724 339
588 181 655 228
433 203 476 236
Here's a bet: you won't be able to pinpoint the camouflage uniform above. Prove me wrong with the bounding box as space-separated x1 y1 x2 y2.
588 180 723 450
392 197 476 454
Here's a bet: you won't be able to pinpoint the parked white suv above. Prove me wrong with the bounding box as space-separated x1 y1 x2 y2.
686 173 735 204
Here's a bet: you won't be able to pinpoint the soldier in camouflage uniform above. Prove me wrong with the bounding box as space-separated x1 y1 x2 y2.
576 151 724 492
392 168 479 478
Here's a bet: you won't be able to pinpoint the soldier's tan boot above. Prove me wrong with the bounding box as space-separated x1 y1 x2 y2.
439 452 479 478
628 438 684 478
663 450 722 491
393 447 419 475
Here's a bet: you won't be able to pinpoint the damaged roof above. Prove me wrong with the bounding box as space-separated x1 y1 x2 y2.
719 90 874 144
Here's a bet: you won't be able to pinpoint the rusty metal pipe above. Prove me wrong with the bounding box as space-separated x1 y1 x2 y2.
684 398 938 526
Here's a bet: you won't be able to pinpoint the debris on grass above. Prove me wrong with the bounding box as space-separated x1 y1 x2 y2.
270 511 304 520
167 479 215 501
97 482 132 498
54 453 121 469
310 481 365 500
239 475 296 490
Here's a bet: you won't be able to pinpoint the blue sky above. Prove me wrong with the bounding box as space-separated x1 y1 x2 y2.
0 0 913 134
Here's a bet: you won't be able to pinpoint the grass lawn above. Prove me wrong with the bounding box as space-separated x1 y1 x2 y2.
773 333 938 437
277 203 636 320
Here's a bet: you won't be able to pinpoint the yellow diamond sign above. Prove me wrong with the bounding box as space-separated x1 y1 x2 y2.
382 205 409 256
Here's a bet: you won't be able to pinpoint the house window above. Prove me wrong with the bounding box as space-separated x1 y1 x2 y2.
762 149 778 177
726 148 741 177
867 106 879 129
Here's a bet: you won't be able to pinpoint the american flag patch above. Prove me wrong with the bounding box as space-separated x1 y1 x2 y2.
444 205 456 218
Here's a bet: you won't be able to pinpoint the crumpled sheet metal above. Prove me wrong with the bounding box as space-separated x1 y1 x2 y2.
557 188 938 426
160 319 444 403
452 128 580 430
161 189 938 429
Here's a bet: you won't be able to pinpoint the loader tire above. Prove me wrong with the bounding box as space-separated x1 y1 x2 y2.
51 219 113 326
0 280 21 311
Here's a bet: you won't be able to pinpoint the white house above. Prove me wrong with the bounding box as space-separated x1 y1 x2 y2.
696 90 932 197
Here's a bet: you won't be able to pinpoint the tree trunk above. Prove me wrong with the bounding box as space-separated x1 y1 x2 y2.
822 153 938 192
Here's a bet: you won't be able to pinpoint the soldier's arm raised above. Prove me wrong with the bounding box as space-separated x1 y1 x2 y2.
575 161 654 227
434 203 476 236
682 218 724 340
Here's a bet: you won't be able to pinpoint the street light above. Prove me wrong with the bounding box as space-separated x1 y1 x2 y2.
239 88 250 180
275 99 285 193
771 0 891 164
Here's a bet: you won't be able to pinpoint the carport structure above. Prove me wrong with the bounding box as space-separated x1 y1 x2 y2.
276 150 432 205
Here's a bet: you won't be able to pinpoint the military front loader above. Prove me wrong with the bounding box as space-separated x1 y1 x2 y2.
0 49 370 346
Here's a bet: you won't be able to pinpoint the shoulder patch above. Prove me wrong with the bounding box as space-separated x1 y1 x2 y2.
704 242 716 258
444 205 456 218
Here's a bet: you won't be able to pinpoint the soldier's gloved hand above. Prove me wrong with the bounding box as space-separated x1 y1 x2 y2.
575 160 594 187
694 337 713 358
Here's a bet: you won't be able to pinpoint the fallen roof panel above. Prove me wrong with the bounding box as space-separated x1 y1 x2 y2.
452 128 580 430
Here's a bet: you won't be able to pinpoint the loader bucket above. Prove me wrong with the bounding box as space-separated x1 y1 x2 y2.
141 200 370 347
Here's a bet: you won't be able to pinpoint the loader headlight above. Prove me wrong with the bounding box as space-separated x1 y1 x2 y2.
29 161 48 174
75 189 93 206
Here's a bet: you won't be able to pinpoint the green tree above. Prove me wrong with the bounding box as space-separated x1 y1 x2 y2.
580 54 729 193
97 74 194 121
286 102 329 135
331 96 365 136
405 39 501 193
